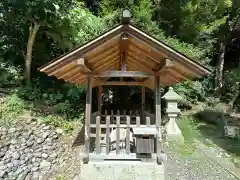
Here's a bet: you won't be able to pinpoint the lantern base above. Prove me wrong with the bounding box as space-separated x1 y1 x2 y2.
165 117 184 144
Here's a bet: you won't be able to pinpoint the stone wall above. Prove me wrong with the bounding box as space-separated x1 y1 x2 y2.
0 118 73 180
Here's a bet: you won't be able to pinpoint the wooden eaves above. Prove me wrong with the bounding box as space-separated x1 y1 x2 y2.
39 22 211 89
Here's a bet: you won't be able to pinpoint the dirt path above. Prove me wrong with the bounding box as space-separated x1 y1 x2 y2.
164 145 239 180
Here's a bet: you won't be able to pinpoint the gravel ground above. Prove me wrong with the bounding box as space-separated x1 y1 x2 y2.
164 147 239 180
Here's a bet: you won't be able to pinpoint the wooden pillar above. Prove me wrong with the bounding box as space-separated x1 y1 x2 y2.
141 86 145 123
155 76 162 164
98 86 102 113
83 75 92 164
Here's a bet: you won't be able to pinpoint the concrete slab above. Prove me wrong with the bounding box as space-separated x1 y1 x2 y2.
80 161 164 180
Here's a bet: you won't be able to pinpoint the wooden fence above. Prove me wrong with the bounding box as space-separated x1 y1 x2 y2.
90 112 156 156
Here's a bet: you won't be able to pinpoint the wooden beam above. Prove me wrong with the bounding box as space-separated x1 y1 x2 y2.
128 43 160 64
141 86 145 121
77 58 91 72
155 58 174 73
120 33 128 71
127 55 154 72
93 56 119 72
83 75 92 164
94 71 152 78
98 86 102 112
49 63 75 76
57 66 82 79
154 76 162 164
101 81 146 86
91 51 119 69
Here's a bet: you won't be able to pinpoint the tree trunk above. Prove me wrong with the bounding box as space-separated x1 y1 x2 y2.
229 82 240 109
215 42 225 92
24 22 40 85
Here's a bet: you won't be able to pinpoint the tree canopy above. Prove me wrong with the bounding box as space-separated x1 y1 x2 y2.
0 0 240 113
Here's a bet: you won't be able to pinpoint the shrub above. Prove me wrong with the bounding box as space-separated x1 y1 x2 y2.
0 94 25 126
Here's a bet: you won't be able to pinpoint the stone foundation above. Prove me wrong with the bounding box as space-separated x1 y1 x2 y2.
80 161 164 180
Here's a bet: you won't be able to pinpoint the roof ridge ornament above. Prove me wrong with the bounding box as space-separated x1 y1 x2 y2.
122 9 131 24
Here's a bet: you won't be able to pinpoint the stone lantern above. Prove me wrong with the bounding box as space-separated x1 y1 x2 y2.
162 87 184 143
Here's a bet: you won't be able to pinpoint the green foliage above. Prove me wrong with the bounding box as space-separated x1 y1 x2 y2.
0 60 21 88
174 81 206 108
39 114 82 133
177 116 199 143
0 94 25 126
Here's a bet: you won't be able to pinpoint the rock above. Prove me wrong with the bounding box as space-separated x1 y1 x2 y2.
11 139 18 145
42 153 48 159
27 164 33 170
42 132 50 139
0 165 7 171
19 160 26 165
32 166 39 172
16 171 29 180
12 152 20 160
36 138 44 144
8 128 16 133
26 141 34 147
56 128 64 135
33 171 42 179
43 126 50 130
34 152 41 158
26 153 33 159
15 167 24 175
45 137 53 143
39 160 51 170
0 152 5 158
0 170 6 178
7 162 13 168
13 160 20 166
49 152 58 159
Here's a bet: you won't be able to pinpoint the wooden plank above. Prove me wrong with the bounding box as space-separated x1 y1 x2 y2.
126 55 154 72
87 44 120 64
154 58 174 73
76 58 91 72
49 63 75 76
155 76 162 164
98 86 102 112
141 86 145 121
106 116 110 154
127 50 157 68
126 116 131 154
126 58 153 73
116 116 120 155
96 116 101 154
128 43 160 64
83 75 92 164
91 51 120 69
146 116 151 127
136 116 140 127
90 124 156 128
94 61 119 73
57 66 82 79
120 33 128 71
101 81 145 86
94 71 152 78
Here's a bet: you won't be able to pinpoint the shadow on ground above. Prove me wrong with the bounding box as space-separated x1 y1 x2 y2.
194 109 240 161
72 125 85 147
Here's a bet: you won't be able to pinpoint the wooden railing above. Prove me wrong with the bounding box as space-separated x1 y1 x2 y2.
90 114 156 156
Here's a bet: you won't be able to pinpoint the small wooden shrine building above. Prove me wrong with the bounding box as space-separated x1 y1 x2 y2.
39 11 210 164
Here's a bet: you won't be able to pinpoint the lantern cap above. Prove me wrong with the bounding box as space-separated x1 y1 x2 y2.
121 9 131 24
162 87 182 101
